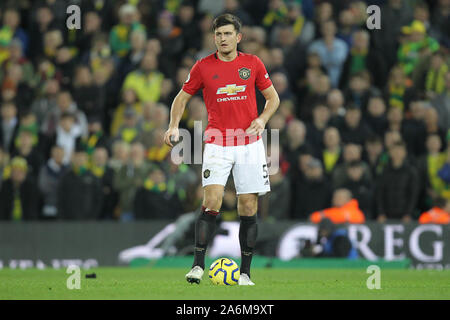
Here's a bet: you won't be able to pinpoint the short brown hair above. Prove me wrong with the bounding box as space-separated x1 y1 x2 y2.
212 13 242 33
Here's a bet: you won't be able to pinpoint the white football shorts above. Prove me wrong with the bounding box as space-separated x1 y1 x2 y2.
201 139 270 196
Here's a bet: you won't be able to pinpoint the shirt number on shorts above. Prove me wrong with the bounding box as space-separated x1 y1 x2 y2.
262 164 268 179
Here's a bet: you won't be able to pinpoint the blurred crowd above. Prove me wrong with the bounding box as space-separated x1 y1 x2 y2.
0 0 449 223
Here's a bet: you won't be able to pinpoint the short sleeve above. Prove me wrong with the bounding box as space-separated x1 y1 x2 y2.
182 60 203 95
254 56 272 91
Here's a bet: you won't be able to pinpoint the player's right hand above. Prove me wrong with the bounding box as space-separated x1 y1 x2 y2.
164 127 179 147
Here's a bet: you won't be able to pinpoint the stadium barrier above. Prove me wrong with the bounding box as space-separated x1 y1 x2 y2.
1 219 448 270
129 256 411 269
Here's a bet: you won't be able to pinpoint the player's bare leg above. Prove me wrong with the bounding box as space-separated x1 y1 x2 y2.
237 193 258 285
186 184 224 284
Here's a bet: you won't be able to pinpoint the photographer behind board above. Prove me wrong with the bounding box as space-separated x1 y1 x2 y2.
301 218 358 259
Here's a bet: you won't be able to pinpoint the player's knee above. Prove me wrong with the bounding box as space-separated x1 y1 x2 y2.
203 195 222 212
238 198 257 216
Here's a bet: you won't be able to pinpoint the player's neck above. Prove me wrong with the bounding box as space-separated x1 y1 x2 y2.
217 50 238 62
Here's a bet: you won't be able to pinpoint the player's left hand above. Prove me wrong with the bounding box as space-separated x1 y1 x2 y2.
245 117 266 136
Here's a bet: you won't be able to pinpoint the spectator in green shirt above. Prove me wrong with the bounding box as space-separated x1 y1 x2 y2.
109 4 146 58
398 20 440 76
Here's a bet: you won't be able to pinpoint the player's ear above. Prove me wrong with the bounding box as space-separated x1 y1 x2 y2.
236 32 242 44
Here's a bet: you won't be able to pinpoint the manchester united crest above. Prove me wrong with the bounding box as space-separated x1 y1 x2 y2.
238 67 251 80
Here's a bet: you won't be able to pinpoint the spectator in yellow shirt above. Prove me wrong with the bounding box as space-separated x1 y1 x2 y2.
110 88 142 136
122 52 164 103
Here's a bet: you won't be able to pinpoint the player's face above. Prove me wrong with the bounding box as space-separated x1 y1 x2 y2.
214 24 241 55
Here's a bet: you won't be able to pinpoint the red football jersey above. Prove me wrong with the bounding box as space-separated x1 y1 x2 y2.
182 51 272 146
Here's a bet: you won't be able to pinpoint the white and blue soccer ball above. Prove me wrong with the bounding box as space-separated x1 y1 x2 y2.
209 258 240 286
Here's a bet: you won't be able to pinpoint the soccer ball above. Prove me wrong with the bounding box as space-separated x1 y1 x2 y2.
209 258 240 286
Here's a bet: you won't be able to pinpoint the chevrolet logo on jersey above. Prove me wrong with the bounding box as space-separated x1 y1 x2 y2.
216 84 247 96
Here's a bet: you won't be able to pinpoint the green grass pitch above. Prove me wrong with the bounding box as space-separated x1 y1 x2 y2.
1 267 449 300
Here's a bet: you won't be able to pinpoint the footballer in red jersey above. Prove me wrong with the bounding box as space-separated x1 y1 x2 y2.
164 13 280 286
182 50 272 146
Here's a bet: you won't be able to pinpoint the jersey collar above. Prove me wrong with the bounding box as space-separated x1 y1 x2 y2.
214 51 241 60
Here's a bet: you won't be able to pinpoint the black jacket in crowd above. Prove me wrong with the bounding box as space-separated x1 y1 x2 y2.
0 177 39 220
292 176 332 220
339 121 374 146
134 187 183 220
0 120 20 154
376 162 420 219
57 170 103 220
97 166 118 220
